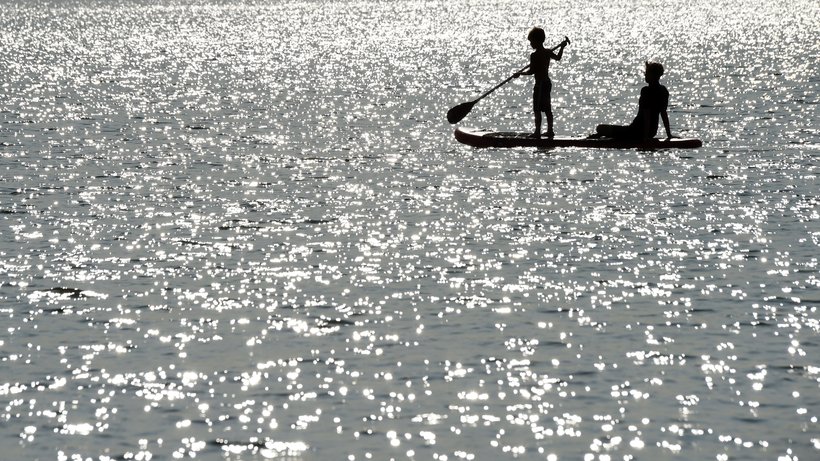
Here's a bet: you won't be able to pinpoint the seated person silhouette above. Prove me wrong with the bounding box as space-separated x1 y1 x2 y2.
594 61 674 140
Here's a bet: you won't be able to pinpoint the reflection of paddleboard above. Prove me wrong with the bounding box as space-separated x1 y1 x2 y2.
455 127 703 149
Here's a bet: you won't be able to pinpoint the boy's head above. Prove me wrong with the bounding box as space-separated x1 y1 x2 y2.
527 27 546 46
644 61 665 82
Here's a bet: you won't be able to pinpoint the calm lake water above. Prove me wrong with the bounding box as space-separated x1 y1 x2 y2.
1 0 818 460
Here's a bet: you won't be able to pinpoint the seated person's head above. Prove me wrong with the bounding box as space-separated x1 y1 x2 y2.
645 61 664 82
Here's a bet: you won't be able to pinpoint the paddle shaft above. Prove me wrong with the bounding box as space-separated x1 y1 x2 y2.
471 64 529 104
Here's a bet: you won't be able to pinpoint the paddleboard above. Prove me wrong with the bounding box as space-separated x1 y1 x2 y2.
454 127 702 149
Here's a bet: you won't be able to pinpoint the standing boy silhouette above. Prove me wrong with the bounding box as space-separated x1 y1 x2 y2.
514 28 569 138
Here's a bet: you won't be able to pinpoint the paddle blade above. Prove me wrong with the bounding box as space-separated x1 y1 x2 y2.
446 101 475 124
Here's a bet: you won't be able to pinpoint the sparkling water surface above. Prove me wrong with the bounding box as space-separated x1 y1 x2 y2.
1 0 818 460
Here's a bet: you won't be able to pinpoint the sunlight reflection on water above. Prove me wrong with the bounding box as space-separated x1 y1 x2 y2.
1 0 818 460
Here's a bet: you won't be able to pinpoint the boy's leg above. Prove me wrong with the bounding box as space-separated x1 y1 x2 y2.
531 82 544 137
545 106 554 138
544 80 554 138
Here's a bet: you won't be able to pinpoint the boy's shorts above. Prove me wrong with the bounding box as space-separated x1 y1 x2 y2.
533 78 552 112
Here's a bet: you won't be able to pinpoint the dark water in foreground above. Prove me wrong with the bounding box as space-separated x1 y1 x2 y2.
1 0 818 459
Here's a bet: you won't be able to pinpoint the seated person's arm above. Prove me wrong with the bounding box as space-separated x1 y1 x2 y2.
661 110 673 139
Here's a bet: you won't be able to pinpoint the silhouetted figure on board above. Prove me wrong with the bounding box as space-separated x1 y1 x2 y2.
594 61 674 140
514 28 569 138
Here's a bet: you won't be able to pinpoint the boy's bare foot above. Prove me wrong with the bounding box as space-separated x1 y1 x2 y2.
545 131 555 139
528 132 542 139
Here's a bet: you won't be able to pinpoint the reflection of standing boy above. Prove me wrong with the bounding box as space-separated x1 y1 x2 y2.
514 28 569 138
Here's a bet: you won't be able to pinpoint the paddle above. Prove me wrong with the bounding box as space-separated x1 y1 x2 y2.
446 64 529 124
446 37 570 124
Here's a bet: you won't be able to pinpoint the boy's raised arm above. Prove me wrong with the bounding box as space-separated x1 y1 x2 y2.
550 37 570 61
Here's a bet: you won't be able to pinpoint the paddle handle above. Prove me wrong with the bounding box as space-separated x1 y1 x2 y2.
556 36 570 48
